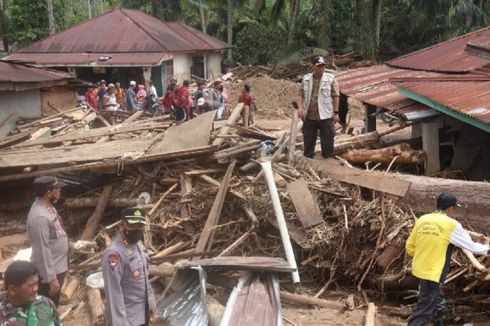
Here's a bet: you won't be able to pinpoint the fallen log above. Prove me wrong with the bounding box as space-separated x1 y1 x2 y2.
60 275 80 305
280 291 343 310
87 288 105 325
148 262 175 278
340 143 425 165
64 197 137 208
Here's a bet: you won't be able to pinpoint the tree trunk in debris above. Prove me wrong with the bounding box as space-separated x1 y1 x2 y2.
340 143 425 165
374 0 383 50
87 288 105 325
64 197 136 208
47 0 55 35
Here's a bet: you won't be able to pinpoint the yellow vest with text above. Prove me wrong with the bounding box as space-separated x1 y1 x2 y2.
405 212 458 283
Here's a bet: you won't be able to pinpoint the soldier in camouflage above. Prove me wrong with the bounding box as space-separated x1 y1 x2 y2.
0 261 59 326
102 208 156 326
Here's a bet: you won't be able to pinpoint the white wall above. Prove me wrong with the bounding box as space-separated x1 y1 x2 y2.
207 53 222 80
0 89 42 137
173 54 192 84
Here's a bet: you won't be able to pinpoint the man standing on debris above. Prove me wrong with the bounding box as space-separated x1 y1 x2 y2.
114 82 126 108
238 84 255 127
296 56 340 158
126 81 138 112
26 176 69 307
97 79 107 110
175 80 192 121
406 192 490 326
102 208 156 326
0 261 60 325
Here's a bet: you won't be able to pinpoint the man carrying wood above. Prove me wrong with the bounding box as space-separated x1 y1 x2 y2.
296 56 340 158
406 192 490 326
26 176 68 307
102 208 156 326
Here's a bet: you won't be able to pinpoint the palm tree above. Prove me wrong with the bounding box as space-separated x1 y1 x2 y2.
47 0 55 35
198 0 206 33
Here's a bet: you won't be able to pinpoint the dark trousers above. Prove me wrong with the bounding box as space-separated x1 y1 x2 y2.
408 279 446 326
302 118 335 158
38 272 66 307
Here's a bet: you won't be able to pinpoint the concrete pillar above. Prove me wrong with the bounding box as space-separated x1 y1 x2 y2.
411 124 422 138
364 105 377 133
422 121 440 176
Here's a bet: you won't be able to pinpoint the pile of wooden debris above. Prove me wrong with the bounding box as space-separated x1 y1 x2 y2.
0 104 489 325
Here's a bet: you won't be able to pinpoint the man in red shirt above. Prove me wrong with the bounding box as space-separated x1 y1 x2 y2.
175 80 191 121
85 87 98 109
238 84 254 127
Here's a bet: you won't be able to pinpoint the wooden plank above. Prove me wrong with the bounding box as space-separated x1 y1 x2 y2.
194 161 236 256
212 103 244 149
295 154 411 197
179 256 294 273
268 218 311 250
199 174 246 201
288 110 300 166
149 110 215 154
287 179 323 227
229 125 277 141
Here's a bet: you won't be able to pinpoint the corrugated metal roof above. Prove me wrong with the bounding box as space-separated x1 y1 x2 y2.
387 27 490 72
0 61 72 82
4 53 170 67
336 65 440 119
5 8 229 66
396 80 490 127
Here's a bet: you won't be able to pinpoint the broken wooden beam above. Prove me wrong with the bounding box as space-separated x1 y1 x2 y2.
340 143 425 165
212 104 244 149
287 179 324 227
81 185 113 241
194 161 236 256
280 291 344 310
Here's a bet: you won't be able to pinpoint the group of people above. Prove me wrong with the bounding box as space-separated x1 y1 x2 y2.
84 79 158 114
0 176 156 325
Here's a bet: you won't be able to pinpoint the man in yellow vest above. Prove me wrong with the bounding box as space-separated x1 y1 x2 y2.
406 192 490 325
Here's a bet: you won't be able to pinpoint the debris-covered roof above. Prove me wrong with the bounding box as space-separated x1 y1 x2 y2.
386 26 490 73
395 79 490 132
5 8 229 66
0 61 74 91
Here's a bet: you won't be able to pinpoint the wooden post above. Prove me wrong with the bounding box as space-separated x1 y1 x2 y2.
288 110 300 166
421 121 440 176
365 105 377 133
81 185 113 241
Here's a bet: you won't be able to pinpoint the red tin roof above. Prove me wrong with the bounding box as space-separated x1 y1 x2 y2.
5 8 229 66
386 27 490 73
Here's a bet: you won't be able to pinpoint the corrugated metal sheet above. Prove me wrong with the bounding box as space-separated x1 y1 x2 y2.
396 80 490 126
4 53 170 67
336 65 439 119
5 8 229 66
387 27 490 72
0 61 73 83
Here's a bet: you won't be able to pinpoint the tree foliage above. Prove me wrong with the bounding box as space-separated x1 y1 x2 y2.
2 0 490 63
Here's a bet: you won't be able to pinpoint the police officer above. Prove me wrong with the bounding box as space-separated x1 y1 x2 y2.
26 175 68 307
102 208 156 326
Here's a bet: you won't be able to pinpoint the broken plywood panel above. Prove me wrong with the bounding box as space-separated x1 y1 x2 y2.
287 179 323 227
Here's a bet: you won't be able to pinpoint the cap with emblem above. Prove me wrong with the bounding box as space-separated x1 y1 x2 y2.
121 208 147 224
312 56 326 66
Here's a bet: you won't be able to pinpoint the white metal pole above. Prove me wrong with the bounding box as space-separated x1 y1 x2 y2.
260 160 300 283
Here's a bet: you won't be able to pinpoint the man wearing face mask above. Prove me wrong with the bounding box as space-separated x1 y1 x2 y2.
102 208 157 326
26 176 69 307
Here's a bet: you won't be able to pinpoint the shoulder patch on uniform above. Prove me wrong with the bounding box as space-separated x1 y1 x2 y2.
107 252 121 270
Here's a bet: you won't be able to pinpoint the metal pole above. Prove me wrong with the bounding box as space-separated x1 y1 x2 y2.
260 160 300 283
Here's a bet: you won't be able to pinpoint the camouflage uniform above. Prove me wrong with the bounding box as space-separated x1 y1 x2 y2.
102 233 156 326
0 294 59 326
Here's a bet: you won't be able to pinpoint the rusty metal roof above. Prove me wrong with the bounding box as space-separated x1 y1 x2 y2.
336 65 442 119
387 27 490 73
0 61 73 91
5 8 229 66
395 79 490 131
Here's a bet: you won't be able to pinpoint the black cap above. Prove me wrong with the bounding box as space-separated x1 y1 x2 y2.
33 176 65 188
436 192 459 211
121 208 147 225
